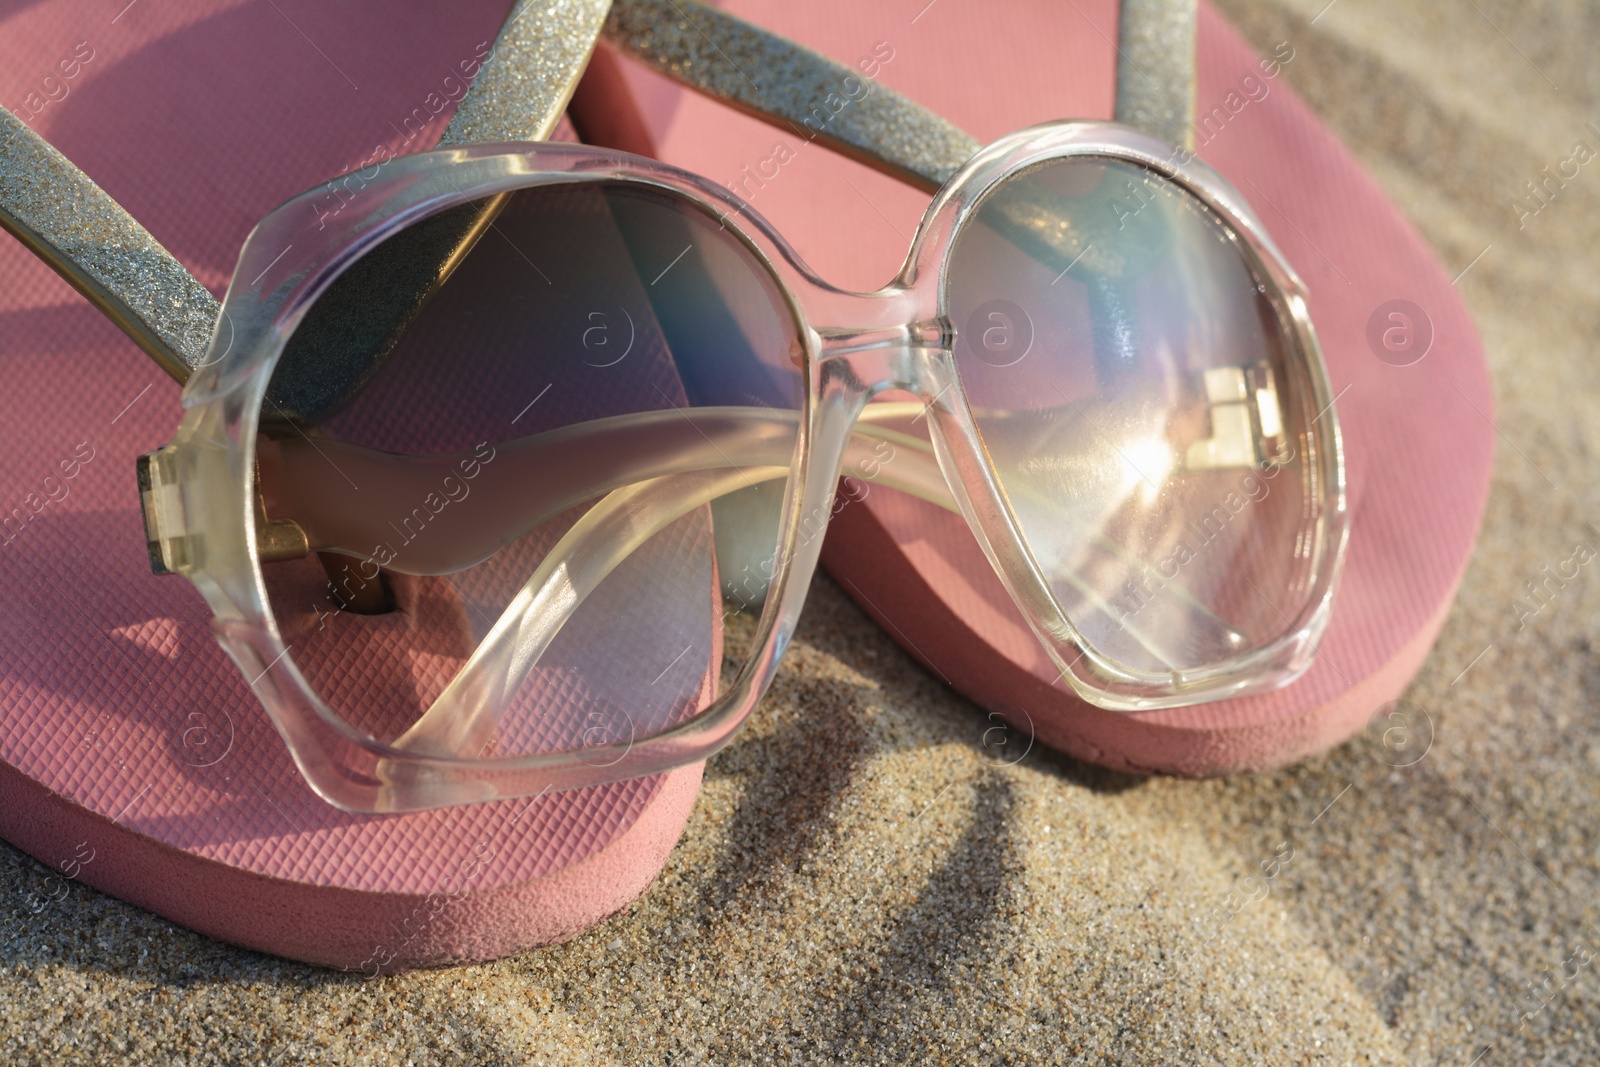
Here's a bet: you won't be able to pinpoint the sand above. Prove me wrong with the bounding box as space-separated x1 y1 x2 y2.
4 0 1600 1062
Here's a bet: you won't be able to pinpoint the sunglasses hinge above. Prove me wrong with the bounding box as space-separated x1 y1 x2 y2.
136 448 188 576
136 448 312 576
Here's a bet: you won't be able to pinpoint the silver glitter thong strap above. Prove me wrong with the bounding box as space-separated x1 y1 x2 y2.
601 0 978 191
0 0 608 385
0 108 219 380
267 0 612 420
599 0 1198 188
1116 0 1198 149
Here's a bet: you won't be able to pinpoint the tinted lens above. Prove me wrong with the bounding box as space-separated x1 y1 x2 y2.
256 180 804 760
946 157 1331 677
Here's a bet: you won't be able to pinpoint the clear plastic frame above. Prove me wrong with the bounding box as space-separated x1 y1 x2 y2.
141 122 1347 813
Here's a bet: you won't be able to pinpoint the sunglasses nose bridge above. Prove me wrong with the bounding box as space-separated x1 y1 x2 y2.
814 317 951 402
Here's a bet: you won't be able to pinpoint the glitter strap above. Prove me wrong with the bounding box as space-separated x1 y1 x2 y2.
442 0 613 146
598 0 1198 189
1115 0 1198 150
0 0 609 385
600 0 977 192
269 0 613 419
0 107 219 380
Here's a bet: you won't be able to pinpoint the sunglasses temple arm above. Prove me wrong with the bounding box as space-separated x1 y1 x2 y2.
389 420 1200 760
280 409 946 759
392 377 882 761
343 397 1205 759
0 107 218 382
263 405 955 577
389 466 783 758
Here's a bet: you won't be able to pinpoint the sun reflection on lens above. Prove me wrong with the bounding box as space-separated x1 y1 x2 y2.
1122 434 1173 502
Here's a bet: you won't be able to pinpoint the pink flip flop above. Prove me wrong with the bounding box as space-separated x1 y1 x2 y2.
0 0 705 971
569 0 1494 776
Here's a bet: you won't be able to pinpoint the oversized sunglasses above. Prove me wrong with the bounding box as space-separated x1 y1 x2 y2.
0 1 1346 813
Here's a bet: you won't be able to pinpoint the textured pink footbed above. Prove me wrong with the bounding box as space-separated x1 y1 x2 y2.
572 0 1495 776
0 1 709 971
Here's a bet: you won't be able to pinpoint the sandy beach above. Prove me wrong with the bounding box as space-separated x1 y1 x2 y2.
4 0 1600 1062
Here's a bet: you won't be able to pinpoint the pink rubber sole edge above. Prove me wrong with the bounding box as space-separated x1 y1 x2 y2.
0 758 703 973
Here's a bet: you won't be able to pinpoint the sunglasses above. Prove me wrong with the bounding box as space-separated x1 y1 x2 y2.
2 3 1346 814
